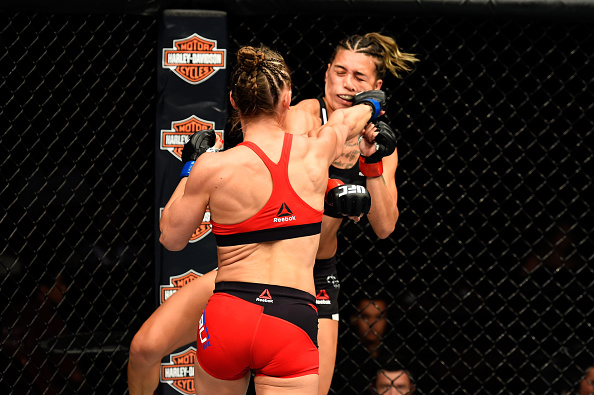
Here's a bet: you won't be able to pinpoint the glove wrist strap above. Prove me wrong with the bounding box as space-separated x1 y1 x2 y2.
326 179 345 195
325 178 345 199
359 156 383 178
180 161 195 179
362 100 381 121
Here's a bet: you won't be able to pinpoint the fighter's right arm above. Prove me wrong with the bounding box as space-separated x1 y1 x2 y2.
316 103 374 163
317 90 386 159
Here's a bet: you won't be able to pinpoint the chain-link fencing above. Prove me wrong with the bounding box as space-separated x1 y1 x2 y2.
1 5 593 395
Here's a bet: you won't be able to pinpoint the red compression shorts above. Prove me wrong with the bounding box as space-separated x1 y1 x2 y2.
196 281 319 380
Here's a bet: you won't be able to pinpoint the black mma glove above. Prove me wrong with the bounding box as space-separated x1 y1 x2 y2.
180 129 217 178
325 179 371 217
352 90 386 121
359 120 397 177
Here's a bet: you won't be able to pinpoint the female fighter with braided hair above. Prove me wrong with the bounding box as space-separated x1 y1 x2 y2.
159 44 383 394
127 32 417 395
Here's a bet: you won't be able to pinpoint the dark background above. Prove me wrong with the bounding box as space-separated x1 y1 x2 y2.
1 1 593 394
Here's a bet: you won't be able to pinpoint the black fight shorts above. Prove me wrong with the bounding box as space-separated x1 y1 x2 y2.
313 256 340 320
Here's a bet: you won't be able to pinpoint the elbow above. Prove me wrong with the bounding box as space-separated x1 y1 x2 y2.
375 226 395 240
372 220 396 239
373 208 399 239
159 233 186 252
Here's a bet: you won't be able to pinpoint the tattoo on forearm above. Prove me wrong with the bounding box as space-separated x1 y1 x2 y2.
332 143 360 169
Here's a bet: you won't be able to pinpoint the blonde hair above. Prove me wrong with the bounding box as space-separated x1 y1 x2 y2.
330 32 419 79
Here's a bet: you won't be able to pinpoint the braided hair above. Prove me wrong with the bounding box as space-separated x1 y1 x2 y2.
230 45 291 128
330 32 419 79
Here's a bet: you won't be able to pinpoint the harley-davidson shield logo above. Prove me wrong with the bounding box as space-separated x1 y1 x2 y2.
162 34 226 84
160 347 197 394
160 116 217 160
189 205 212 243
160 270 203 304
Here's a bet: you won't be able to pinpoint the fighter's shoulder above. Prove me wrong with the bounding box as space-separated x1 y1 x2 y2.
286 99 321 135
190 148 248 188
195 149 239 172
291 97 320 114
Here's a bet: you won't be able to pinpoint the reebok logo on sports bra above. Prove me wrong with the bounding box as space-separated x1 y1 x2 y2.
274 203 296 223
211 134 322 246
277 203 293 217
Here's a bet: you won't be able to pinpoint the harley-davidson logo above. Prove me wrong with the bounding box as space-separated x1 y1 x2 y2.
162 34 226 84
160 270 203 304
160 347 196 394
160 116 219 160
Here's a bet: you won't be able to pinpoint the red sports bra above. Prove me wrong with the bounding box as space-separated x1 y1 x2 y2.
211 133 323 247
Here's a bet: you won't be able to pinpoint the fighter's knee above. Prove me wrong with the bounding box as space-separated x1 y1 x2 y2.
129 328 162 366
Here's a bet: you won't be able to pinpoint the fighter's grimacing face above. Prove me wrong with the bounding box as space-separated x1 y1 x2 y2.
324 49 383 112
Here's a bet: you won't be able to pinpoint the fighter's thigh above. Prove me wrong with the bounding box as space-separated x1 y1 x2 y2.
194 357 250 395
317 318 339 395
255 374 318 395
136 270 217 351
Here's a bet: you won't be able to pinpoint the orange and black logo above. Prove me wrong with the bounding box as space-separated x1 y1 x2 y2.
160 347 196 394
162 34 226 84
189 204 212 243
160 115 223 161
159 270 203 305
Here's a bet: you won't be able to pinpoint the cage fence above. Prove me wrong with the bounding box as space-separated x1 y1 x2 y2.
1 5 593 395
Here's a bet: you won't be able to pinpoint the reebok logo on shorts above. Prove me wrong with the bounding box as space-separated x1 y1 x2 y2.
316 289 331 305
274 203 296 223
256 289 274 303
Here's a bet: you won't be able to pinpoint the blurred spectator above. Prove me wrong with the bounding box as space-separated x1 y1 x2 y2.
519 221 583 278
1 268 85 394
512 221 591 394
333 293 395 393
372 358 416 395
353 295 390 359
578 366 594 395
